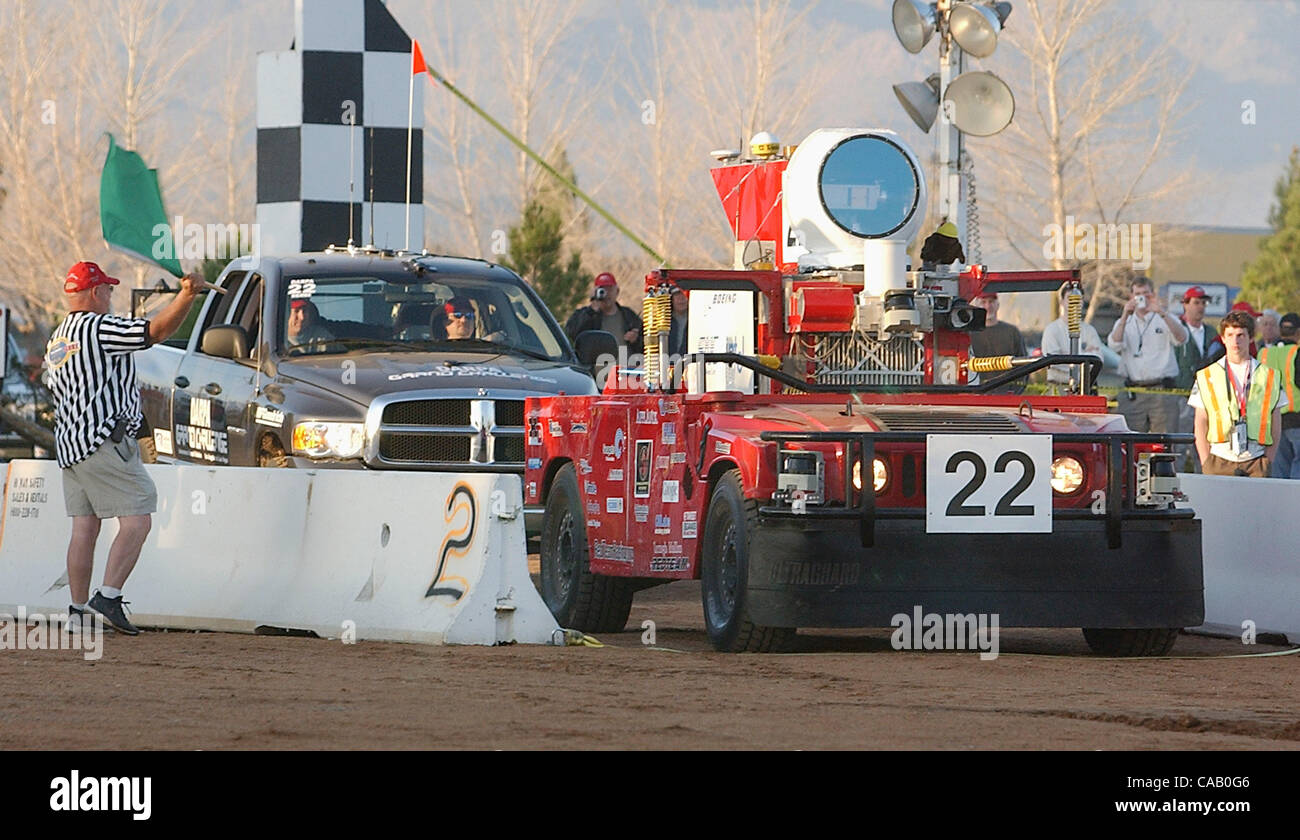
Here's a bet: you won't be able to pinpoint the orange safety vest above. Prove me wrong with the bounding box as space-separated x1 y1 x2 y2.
1196 360 1282 446
1258 343 1298 415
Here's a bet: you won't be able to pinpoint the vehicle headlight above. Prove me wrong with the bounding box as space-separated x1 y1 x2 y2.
853 458 889 493
1050 455 1084 494
292 422 365 459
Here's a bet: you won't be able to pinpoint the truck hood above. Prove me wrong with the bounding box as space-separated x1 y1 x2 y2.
277 351 597 405
705 400 1127 437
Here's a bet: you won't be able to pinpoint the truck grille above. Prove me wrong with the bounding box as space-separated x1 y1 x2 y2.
382 400 470 426
813 333 925 386
869 410 1023 433
370 398 525 469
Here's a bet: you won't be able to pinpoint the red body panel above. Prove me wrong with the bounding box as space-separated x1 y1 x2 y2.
526 388 1129 582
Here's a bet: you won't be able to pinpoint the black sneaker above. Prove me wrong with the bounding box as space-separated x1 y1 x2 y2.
88 592 139 635
65 605 88 633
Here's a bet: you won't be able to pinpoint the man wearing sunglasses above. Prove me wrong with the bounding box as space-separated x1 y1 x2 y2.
432 295 505 343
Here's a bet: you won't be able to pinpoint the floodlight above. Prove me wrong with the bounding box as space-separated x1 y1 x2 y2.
943 70 1015 136
949 1 1012 58
892 74 941 132
892 0 936 54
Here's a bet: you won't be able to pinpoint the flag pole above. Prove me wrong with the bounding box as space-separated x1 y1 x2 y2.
404 41 418 252
419 63 667 266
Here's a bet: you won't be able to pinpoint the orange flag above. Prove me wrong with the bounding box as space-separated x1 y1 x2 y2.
411 39 427 75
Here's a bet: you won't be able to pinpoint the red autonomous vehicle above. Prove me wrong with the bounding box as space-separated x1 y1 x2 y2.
525 128 1202 653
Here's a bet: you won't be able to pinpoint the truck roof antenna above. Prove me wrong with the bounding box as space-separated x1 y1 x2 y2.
367 126 376 248
347 113 356 249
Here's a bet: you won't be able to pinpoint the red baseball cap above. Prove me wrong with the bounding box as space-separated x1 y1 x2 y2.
64 261 120 294
1182 286 1210 303
594 272 617 288
1230 300 1260 318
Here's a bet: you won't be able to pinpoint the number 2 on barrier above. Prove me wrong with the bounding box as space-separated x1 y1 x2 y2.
427 482 476 601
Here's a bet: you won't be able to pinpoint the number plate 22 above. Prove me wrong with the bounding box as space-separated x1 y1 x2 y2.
925 435 1052 533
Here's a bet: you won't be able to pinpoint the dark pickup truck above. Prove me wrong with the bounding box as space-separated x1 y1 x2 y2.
134 247 598 529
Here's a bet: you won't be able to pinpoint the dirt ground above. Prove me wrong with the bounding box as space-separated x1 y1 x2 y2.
1 579 1297 750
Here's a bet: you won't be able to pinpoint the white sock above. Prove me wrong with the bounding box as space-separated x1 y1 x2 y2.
72 602 87 611
99 586 122 599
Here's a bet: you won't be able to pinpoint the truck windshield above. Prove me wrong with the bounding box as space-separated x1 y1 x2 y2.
279 274 569 360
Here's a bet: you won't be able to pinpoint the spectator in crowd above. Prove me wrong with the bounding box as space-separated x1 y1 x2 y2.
667 286 689 358
1262 312 1300 478
1040 285 1107 389
1227 300 1260 357
565 272 643 354
1174 286 1222 466
970 291 1027 393
1258 309 1282 348
1189 310 1286 477
969 292 1026 358
1175 287 1222 390
1107 276 1187 434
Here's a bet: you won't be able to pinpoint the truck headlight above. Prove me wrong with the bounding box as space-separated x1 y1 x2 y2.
853 458 888 493
292 422 365 459
1050 455 1084 495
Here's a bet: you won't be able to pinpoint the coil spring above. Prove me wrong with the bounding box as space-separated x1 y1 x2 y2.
641 290 672 386
963 156 981 264
968 355 1013 373
1066 289 1082 334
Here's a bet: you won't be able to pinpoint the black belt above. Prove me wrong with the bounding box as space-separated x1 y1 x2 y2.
1124 378 1174 389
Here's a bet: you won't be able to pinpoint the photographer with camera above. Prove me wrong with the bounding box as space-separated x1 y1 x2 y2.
564 272 643 354
46 261 204 635
1108 276 1187 434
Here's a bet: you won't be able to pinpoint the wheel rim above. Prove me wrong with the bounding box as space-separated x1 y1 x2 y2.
717 522 739 615
552 509 578 603
706 513 740 627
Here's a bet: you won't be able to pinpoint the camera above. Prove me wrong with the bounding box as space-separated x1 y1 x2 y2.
1134 294 1146 310
593 287 609 301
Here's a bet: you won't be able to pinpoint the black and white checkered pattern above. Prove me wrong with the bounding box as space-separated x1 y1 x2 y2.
45 313 149 468
256 0 423 254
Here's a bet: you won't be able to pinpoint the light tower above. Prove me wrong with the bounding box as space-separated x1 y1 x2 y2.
890 0 1015 261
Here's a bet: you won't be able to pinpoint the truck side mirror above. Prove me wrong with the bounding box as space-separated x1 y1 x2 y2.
574 330 618 368
201 324 250 359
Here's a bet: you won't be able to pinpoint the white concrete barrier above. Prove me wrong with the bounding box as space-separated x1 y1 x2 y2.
1180 473 1300 643
0 461 558 645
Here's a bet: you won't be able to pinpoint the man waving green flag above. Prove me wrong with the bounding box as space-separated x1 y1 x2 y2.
99 134 182 278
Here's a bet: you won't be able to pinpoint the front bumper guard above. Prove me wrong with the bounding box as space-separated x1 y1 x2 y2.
757 430 1195 550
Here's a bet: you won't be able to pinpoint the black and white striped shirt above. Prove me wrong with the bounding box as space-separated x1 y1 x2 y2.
45 312 151 468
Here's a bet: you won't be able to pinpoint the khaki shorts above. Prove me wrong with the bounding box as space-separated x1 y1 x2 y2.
62 436 158 518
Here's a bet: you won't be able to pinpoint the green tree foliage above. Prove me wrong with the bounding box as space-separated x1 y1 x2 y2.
504 200 590 318
1240 147 1300 313
503 149 591 318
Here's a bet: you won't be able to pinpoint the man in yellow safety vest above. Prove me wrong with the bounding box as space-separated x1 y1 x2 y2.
1188 310 1288 477
1260 312 1300 478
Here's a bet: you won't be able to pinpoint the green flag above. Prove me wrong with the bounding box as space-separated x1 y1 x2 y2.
99 134 182 277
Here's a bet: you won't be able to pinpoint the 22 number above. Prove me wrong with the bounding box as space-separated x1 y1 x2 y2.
944 450 1036 517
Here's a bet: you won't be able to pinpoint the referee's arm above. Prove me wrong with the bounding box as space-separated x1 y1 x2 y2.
147 272 206 345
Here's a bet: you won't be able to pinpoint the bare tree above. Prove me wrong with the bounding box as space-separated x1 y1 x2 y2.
0 0 206 330
406 0 493 257
977 0 1194 322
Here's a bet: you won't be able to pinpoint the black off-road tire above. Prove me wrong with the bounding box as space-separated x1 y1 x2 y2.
539 464 633 633
701 469 795 653
1082 627 1179 657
